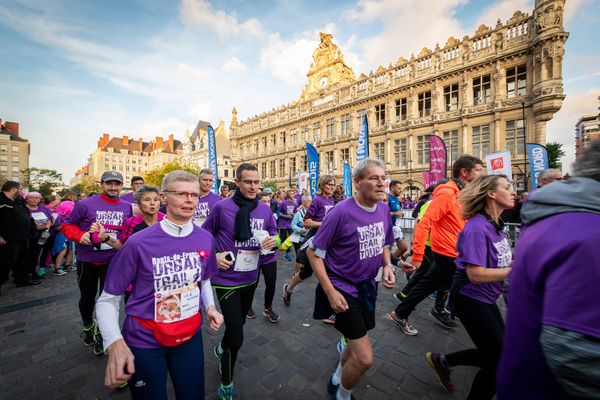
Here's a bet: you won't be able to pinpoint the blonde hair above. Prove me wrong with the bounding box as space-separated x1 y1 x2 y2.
316 175 335 195
459 174 507 220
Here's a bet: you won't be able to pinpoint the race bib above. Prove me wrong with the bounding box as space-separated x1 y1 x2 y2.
155 284 200 323
234 250 260 272
95 232 117 251
31 211 48 225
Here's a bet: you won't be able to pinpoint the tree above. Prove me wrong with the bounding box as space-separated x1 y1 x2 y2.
545 142 566 169
24 168 63 196
143 161 202 187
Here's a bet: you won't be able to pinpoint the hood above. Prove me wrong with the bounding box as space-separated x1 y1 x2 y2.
521 177 600 225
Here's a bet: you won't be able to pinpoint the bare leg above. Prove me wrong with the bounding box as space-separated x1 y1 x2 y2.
286 271 303 292
340 334 373 390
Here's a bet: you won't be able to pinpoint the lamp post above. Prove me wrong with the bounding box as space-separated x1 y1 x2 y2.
521 99 528 192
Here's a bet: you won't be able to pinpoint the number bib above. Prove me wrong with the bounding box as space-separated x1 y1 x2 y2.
155 284 200 323
234 250 260 272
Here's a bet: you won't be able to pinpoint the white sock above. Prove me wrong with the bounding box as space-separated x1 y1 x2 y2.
331 362 343 386
336 383 352 400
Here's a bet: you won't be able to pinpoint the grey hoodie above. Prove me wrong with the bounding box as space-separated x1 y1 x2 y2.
520 177 600 225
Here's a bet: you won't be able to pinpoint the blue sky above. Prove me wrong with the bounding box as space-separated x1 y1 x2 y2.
1 0 598 181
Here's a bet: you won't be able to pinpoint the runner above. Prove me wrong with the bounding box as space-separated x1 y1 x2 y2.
96 170 223 399
277 190 295 262
387 180 408 262
121 176 145 204
307 158 396 400
118 185 164 244
389 156 483 335
425 175 513 399
281 175 335 318
24 192 53 279
61 171 132 356
220 184 230 200
202 163 278 400
191 168 222 227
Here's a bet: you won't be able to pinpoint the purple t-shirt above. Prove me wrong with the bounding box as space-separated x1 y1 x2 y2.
66 195 132 263
202 198 277 287
312 198 394 297
277 200 295 230
455 214 512 304
306 195 335 223
28 206 53 227
103 222 217 349
294 193 303 208
192 192 222 226
121 192 135 204
497 213 600 399
50 214 68 237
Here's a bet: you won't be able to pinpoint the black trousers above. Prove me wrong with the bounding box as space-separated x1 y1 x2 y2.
1 241 30 284
28 239 42 276
215 282 258 385
394 251 456 319
259 262 277 309
76 261 108 327
445 293 504 400
400 246 446 310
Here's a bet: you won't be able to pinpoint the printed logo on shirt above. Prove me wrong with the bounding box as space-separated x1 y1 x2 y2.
194 202 210 220
152 251 203 291
493 238 512 268
324 205 334 216
234 218 265 247
356 222 386 260
95 210 125 227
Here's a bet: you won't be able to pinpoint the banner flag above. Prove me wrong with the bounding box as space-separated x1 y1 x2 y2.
485 150 512 177
429 135 447 182
306 143 319 197
207 125 219 194
423 171 435 189
357 114 369 161
527 143 549 189
343 163 352 197
298 171 308 193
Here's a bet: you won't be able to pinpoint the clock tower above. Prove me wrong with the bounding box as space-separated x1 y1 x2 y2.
300 33 356 101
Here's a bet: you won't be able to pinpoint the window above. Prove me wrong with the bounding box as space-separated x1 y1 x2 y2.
261 162 267 178
444 83 459 111
394 139 407 167
301 126 309 142
417 135 430 164
12 156 18 162
340 148 350 164
0 155 6 161
375 103 386 126
280 131 286 147
324 151 334 173
473 75 491 105
395 98 407 121
356 109 367 133
291 129 297 146
506 119 525 156
374 142 385 162
472 124 491 159
313 122 321 143
269 160 276 178
279 159 286 177
254 140 259 153
271 134 276 147
12 146 18 152
12 166 19 172
261 137 267 151
326 118 335 139
300 155 307 171
506 64 527 98
418 91 432 117
0 165 6 172
443 130 459 163
224 170 229 177
1 145 7 151
340 114 351 136
290 157 297 173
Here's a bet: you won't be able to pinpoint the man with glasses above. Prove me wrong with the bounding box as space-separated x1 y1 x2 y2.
193 168 222 226
121 176 145 204
537 169 564 188
202 163 278 400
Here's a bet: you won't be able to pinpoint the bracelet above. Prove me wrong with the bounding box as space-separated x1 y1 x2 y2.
102 236 111 244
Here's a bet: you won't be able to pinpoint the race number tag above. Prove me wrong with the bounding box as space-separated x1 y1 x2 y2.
234 250 260 272
154 285 200 323
98 232 117 251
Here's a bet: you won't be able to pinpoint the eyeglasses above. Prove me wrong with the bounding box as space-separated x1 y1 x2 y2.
240 180 260 186
164 191 200 199
324 183 335 187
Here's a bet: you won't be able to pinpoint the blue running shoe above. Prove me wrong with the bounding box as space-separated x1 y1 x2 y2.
217 383 234 400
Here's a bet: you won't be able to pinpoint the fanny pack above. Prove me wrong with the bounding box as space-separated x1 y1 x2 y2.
133 312 201 347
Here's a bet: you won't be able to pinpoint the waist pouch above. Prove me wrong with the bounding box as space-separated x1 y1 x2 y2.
133 313 201 347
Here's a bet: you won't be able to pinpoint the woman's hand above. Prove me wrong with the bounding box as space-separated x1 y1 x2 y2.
216 252 233 270
105 339 135 389
206 305 224 332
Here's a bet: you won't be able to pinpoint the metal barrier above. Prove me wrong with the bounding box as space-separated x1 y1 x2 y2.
504 223 521 247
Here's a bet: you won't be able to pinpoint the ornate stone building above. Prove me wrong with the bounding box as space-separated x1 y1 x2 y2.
229 0 568 194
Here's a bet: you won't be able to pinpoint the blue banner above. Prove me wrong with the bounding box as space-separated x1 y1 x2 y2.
306 143 319 197
527 143 549 189
343 163 352 198
207 125 219 194
356 114 369 161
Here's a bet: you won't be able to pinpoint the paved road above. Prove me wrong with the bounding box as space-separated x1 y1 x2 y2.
0 254 478 399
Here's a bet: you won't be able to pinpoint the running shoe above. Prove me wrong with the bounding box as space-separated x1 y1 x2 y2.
217 383 235 400
323 314 336 325
336 336 347 355
327 375 338 395
282 284 292 307
93 321 105 356
263 307 280 323
246 307 256 319
283 253 292 262
428 292 437 300
430 308 458 328
81 322 96 347
389 311 418 336
393 291 407 302
425 352 454 393
52 269 67 276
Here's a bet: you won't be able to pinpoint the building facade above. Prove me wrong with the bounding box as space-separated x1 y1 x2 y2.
575 114 600 157
0 118 30 183
182 120 234 182
229 1 568 194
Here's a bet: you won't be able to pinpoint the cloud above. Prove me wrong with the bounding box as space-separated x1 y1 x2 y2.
180 0 265 38
222 57 247 73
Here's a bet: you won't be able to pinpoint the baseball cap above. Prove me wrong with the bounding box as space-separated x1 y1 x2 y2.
262 187 274 195
101 171 124 183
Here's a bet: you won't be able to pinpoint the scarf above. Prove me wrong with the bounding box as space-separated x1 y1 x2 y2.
232 189 259 242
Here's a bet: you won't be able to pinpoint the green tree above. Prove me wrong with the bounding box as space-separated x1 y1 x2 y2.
143 161 202 187
24 168 63 195
545 142 566 169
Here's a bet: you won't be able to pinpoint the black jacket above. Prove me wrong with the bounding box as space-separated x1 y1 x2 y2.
0 192 34 242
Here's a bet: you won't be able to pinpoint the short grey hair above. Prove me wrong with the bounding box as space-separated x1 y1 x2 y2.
161 170 199 191
134 184 160 204
539 168 562 180
301 194 312 203
198 168 213 177
573 139 600 182
352 158 385 180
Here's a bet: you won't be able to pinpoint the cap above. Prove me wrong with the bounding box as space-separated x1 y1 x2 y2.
262 187 274 195
101 171 124 183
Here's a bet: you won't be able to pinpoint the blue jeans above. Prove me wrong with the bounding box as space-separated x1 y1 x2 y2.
129 330 205 400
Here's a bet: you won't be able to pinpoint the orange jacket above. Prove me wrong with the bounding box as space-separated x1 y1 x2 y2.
411 180 464 262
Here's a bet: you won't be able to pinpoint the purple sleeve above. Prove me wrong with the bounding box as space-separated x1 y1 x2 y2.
385 220 394 247
103 239 140 296
457 227 487 267
312 207 342 251
66 201 86 226
305 198 318 219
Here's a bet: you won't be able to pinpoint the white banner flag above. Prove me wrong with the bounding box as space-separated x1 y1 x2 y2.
485 151 512 177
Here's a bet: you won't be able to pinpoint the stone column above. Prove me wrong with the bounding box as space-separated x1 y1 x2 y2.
494 112 502 152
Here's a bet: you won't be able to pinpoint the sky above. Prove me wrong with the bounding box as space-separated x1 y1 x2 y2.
1 0 599 181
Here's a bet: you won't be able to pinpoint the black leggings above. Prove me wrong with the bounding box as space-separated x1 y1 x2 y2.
259 262 277 309
445 293 504 400
77 262 108 327
215 282 258 385
400 246 446 310
28 239 42 275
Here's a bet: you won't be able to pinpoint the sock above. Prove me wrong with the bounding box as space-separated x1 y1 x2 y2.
439 354 451 369
331 362 343 386
336 383 352 400
220 383 233 391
